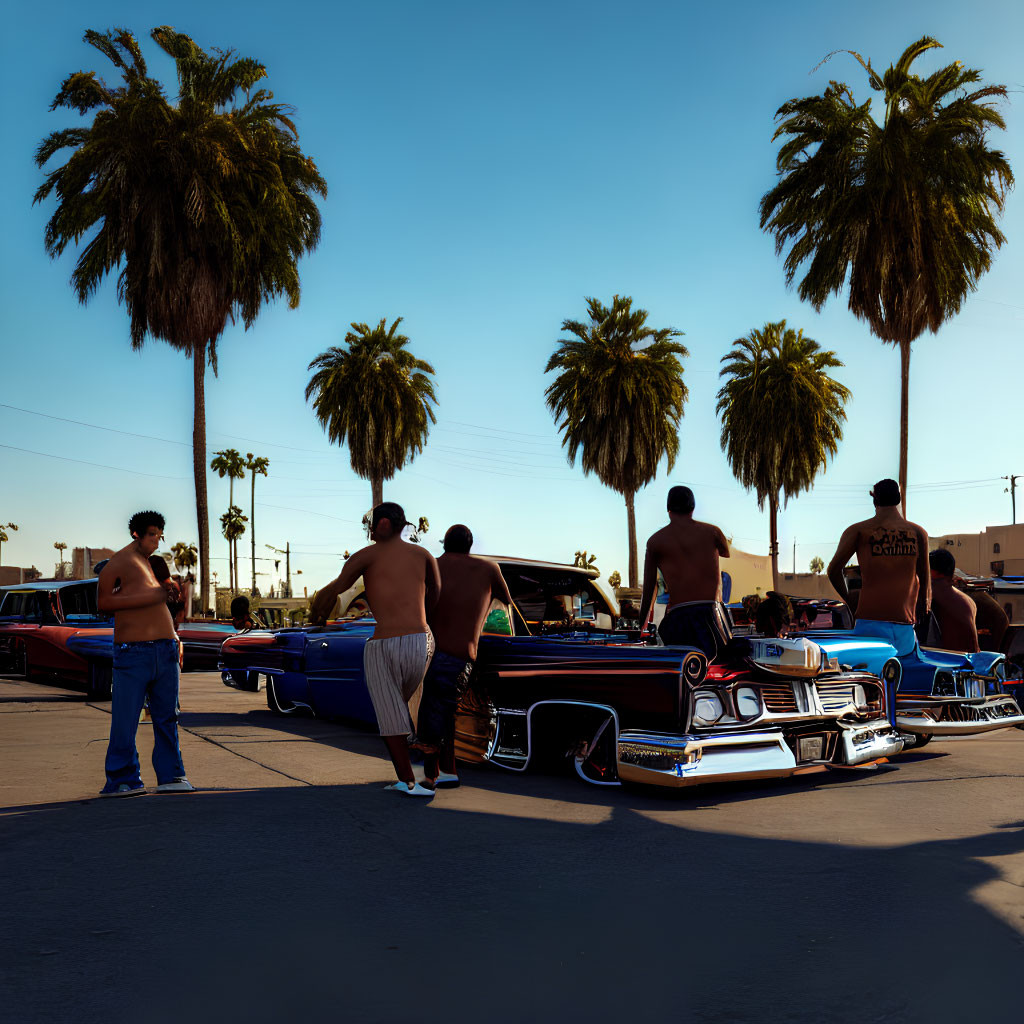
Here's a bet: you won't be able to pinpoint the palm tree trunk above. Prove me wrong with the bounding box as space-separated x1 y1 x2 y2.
227 480 235 592
193 346 210 615
769 497 780 592
625 490 639 590
251 473 257 594
371 475 383 509
898 339 911 516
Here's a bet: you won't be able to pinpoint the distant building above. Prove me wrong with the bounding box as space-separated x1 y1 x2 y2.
0 566 43 586
71 546 117 579
931 523 1024 578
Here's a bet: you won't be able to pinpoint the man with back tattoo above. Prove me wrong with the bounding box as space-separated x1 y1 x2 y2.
827 479 930 655
97 510 192 797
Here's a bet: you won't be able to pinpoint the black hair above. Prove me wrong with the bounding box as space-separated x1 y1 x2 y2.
443 524 473 554
667 485 695 515
870 479 901 508
755 591 793 636
929 548 956 577
128 510 165 539
230 595 251 618
371 502 408 532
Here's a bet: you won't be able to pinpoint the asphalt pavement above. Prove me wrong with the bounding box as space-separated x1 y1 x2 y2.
2 670 1023 1023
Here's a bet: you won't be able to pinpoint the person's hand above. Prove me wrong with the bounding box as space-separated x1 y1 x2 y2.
161 578 181 601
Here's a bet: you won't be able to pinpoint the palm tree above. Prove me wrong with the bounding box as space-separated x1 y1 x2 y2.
244 453 270 594
34 28 327 612
716 321 850 590
171 541 198 579
0 522 18 565
809 556 825 574
759 37 1012 512
306 318 437 507
220 506 247 593
544 295 688 589
53 541 68 578
211 449 246 591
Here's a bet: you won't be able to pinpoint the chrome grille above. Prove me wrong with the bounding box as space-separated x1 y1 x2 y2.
760 682 798 713
815 681 856 713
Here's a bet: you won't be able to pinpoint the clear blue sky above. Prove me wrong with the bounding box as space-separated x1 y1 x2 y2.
2 0 1023 591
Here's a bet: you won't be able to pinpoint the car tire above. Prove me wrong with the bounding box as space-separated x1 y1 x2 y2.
235 671 260 692
909 733 932 749
266 676 307 715
87 661 113 701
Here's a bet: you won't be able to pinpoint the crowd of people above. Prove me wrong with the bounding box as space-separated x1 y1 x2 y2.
94 479 1005 799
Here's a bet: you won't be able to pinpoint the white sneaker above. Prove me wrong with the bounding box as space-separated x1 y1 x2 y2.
384 781 434 798
155 778 195 793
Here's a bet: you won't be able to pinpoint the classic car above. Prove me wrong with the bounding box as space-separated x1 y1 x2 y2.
802 630 1024 746
0 579 114 698
219 557 903 788
1 577 252 695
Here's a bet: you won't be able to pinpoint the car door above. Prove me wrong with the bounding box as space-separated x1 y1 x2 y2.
304 629 377 725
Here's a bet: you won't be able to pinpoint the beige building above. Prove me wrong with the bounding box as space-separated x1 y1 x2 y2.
931 523 1024 578
71 546 116 579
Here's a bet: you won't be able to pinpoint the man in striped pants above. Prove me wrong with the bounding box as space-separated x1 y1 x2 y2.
310 503 441 797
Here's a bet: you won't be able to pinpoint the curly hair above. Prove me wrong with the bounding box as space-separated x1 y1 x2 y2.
128 510 165 539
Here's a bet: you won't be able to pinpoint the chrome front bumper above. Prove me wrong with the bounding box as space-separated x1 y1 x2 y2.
616 719 902 789
896 694 1024 736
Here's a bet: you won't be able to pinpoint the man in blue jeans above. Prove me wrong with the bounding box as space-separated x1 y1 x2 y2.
97 510 193 797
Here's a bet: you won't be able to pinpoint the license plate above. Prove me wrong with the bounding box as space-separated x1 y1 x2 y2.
798 736 824 761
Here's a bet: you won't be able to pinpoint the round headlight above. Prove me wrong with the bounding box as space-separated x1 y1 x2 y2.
692 690 724 725
735 686 761 718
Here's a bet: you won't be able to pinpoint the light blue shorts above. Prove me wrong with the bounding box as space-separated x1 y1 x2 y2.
853 618 917 656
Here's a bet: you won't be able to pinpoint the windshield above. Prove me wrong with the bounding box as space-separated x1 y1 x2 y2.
497 565 615 632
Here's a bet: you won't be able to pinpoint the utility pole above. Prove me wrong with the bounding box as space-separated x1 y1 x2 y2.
265 542 292 597
1003 475 1022 525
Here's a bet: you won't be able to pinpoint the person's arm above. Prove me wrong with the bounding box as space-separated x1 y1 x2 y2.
491 564 513 607
309 547 371 624
638 542 659 629
827 527 858 608
97 566 166 613
714 527 730 558
915 527 931 622
424 552 441 614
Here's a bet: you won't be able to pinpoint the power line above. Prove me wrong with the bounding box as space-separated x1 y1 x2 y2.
0 442 188 480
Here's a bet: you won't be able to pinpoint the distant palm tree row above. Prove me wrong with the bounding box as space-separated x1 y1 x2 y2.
209 448 270 594
34 31 1012 606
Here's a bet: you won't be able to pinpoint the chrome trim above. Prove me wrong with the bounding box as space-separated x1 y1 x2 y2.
896 694 1024 735
837 718 904 763
485 700 621 776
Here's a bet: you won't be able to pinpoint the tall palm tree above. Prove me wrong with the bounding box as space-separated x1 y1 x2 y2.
244 453 270 594
211 449 246 591
220 506 247 594
544 295 688 589
759 36 1012 512
716 321 850 590
34 27 327 612
0 522 18 566
53 541 68 578
306 318 437 507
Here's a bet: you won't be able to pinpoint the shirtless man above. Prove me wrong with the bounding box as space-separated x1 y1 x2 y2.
928 549 979 653
639 486 731 659
310 502 441 797
417 524 511 788
96 511 192 797
827 479 930 655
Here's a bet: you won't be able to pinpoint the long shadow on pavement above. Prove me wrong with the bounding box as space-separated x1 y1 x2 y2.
2 779 1022 1024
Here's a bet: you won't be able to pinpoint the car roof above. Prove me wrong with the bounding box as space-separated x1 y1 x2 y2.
473 555 601 580
0 578 97 594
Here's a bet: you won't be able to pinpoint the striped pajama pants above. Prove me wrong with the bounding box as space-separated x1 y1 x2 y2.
363 631 435 736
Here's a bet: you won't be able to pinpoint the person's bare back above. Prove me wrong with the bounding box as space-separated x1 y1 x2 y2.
646 518 730 607
430 554 511 661
98 543 177 643
310 509 440 640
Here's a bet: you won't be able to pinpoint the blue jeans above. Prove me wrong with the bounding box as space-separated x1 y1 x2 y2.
104 639 185 786
852 618 918 656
